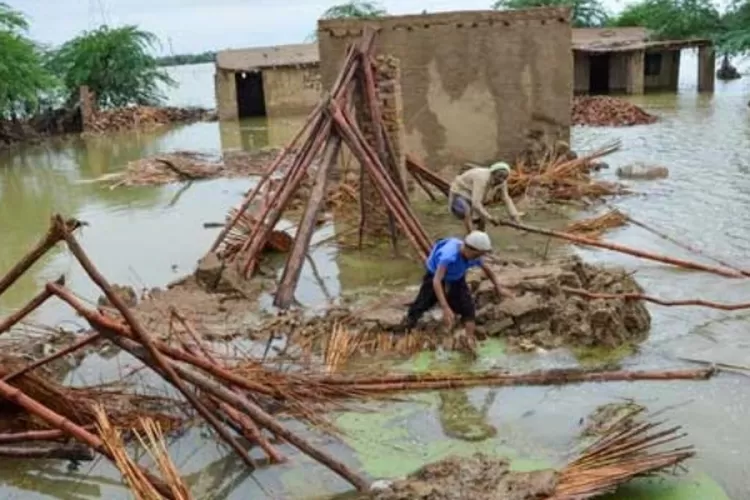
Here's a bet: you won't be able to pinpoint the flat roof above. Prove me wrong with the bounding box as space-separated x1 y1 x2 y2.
573 27 711 53
216 43 319 72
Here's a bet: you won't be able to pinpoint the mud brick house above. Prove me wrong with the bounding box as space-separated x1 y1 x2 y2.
317 8 573 168
573 27 715 95
214 44 322 120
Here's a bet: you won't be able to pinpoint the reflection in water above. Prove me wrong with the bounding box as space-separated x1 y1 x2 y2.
438 390 498 442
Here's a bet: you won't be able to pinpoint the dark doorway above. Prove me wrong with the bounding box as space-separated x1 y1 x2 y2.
235 71 266 118
589 54 610 94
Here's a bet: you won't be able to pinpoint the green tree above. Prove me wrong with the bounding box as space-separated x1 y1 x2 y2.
610 0 723 40
321 1 387 19
309 1 388 41
49 25 175 109
0 3 56 118
491 0 610 27
718 0 750 54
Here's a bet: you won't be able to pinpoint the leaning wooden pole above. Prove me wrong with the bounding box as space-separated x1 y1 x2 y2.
494 218 744 278
0 277 60 334
209 99 327 253
275 132 343 308
0 218 81 297
51 217 258 470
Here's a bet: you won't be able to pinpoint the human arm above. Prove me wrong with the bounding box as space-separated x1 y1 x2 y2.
480 261 513 299
499 181 521 223
433 265 455 326
470 173 494 221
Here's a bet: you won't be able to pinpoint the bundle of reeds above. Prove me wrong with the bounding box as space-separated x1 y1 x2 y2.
552 417 694 498
565 209 629 240
95 406 192 500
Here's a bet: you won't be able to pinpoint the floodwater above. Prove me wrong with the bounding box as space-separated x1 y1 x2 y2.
0 52 749 498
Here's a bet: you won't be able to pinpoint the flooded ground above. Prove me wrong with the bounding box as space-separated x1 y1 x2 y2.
0 52 749 498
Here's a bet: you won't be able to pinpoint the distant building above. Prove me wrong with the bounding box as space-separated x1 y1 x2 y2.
214 43 321 120
573 27 714 94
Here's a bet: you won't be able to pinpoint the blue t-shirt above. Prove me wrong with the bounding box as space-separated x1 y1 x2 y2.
425 238 482 282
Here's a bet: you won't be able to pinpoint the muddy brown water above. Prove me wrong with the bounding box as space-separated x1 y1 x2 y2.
0 54 748 498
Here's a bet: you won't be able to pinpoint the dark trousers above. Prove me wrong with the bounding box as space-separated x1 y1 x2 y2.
405 272 476 328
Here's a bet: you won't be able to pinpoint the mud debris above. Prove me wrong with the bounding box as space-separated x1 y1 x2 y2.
579 400 645 439
572 96 658 127
370 453 558 500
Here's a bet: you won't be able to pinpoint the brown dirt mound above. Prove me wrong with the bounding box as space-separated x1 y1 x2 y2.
572 96 657 127
370 453 557 500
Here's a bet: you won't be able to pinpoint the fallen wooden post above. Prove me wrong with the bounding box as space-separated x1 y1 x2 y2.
405 155 450 196
0 428 93 444
494 218 744 278
317 366 715 393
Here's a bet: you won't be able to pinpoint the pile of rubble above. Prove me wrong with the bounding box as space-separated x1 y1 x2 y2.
83 106 216 135
572 96 658 127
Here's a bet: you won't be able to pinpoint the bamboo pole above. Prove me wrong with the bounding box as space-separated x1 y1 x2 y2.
275 132 342 308
318 367 714 390
332 107 430 259
562 287 750 311
240 116 333 277
235 112 328 267
494 218 744 278
0 218 80 297
170 309 285 463
51 218 258 471
621 212 750 277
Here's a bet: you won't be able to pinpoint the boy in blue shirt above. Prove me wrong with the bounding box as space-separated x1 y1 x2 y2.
401 231 511 337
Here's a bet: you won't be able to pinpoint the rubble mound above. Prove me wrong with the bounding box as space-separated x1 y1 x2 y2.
84 105 215 134
370 453 557 500
250 256 651 354
470 256 651 350
572 96 657 127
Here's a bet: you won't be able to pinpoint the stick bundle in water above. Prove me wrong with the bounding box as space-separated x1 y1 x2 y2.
552 418 694 498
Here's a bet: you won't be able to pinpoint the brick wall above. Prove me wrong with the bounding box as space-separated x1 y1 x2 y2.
215 68 238 120
318 8 572 170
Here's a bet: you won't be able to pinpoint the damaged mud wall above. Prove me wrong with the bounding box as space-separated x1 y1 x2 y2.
262 65 322 117
317 8 573 168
